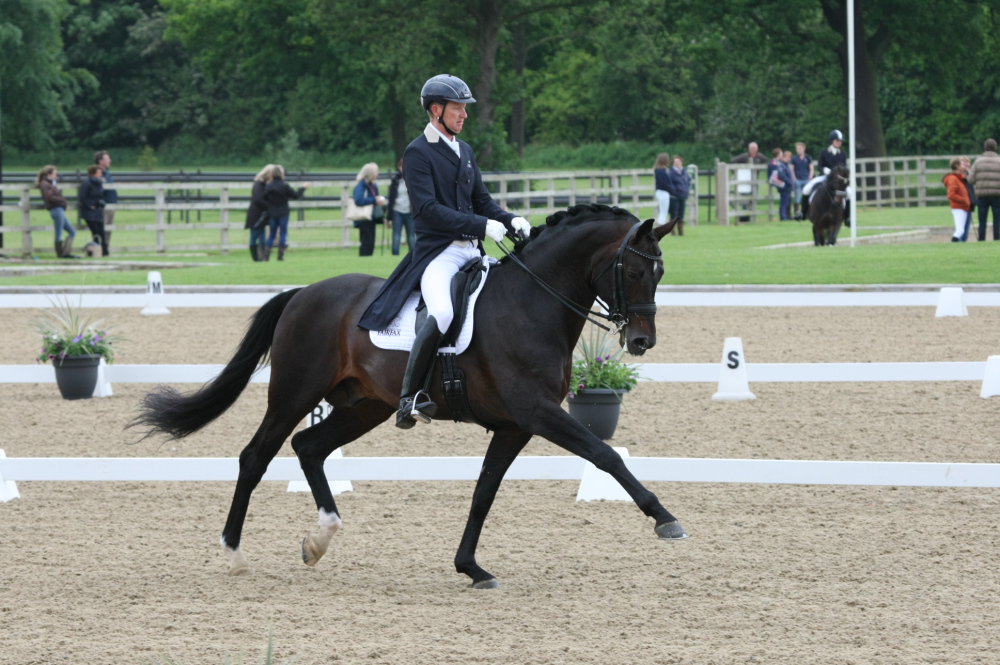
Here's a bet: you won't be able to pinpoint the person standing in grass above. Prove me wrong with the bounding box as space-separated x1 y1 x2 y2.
967 139 1000 241
353 162 387 257
37 165 78 259
245 164 275 261
386 159 415 256
943 157 971 243
263 165 309 261
78 165 107 256
667 155 691 235
653 152 673 227
790 142 814 220
94 151 116 254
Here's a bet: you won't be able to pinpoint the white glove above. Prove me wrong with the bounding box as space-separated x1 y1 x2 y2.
484 219 507 243
511 216 531 237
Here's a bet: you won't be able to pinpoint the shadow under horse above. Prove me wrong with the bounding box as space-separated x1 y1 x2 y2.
808 166 850 246
132 204 686 588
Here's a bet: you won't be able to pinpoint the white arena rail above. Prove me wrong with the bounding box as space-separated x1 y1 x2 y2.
0 362 988 385
2 454 999 492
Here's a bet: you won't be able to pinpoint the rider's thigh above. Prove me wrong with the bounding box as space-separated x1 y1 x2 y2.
421 244 478 334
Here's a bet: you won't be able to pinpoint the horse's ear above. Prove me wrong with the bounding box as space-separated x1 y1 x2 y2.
654 218 679 240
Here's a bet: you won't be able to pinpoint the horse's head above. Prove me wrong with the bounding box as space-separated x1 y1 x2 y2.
597 217 676 356
830 166 850 201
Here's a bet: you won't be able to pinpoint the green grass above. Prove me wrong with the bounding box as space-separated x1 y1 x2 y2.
2 205 995 287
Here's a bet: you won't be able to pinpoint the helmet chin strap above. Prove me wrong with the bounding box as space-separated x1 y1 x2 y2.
437 102 459 137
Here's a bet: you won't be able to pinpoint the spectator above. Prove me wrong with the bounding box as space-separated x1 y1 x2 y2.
245 164 275 261
94 151 116 254
960 156 976 242
386 158 415 255
778 151 794 221
653 153 673 227
78 165 107 256
37 165 78 259
967 138 1000 241
767 147 782 180
790 142 814 220
667 155 691 235
352 162 387 256
943 157 971 242
263 165 309 261
731 142 768 165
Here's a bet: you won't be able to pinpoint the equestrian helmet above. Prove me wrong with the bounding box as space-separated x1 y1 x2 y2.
829 129 844 142
420 74 476 111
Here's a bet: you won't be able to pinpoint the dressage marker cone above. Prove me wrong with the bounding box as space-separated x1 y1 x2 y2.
92 358 113 398
140 271 171 316
0 450 20 503
287 403 353 495
712 337 756 401
575 447 631 502
981 356 1000 398
935 287 968 318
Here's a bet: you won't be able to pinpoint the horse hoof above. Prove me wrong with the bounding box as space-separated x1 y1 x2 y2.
655 520 689 540
301 536 323 567
472 578 500 590
228 564 252 576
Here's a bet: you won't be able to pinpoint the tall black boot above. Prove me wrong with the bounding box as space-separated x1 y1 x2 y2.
800 197 810 221
396 315 441 429
250 245 260 261
54 241 64 258
61 236 78 259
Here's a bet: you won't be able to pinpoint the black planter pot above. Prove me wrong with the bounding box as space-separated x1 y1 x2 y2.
567 388 628 440
53 354 101 400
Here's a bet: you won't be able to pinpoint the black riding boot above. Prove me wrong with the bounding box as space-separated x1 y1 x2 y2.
250 245 260 261
396 315 441 429
844 204 851 228
800 197 810 221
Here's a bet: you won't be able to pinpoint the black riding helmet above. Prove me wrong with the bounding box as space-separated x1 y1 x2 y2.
421 74 476 136
829 129 844 142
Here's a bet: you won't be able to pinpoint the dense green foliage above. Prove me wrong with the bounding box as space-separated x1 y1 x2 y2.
2 0 999 166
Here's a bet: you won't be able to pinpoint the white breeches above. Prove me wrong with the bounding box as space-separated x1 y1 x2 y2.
952 209 967 238
421 241 481 335
655 189 671 226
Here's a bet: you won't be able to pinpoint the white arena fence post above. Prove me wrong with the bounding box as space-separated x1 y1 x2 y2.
92 358 113 398
576 447 631 501
287 402 353 496
712 337 756 401
140 271 171 316
935 287 968 318
980 356 1000 398
0 450 20 503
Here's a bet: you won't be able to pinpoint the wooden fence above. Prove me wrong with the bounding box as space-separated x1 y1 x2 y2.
0 168 700 256
714 155 958 225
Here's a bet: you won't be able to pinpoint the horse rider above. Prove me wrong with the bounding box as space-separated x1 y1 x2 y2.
357 74 532 429
801 130 851 224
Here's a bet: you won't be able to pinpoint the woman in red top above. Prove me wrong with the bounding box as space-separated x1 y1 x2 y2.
944 157 971 242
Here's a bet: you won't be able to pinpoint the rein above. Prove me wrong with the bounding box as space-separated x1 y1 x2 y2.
495 221 660 344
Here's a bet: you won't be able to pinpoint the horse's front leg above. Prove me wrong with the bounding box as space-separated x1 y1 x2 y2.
454 429 532 588
524 401 687 539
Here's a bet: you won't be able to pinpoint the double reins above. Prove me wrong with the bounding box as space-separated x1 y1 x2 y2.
494 221 660 344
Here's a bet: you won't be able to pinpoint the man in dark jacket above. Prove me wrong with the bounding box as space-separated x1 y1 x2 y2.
78 165 107 256
358 74 531 429
968 138 1000 241
95 151 116 254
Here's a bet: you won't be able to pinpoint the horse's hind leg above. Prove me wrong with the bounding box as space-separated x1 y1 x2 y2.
525 401 687 539
292 399 393 567
220 408 305 575
454 429 532 588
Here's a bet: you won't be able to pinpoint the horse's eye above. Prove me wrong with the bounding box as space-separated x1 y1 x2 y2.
626 270 640 280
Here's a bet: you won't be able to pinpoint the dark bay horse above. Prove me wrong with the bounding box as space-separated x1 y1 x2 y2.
133 204 686 588
809 166 850 246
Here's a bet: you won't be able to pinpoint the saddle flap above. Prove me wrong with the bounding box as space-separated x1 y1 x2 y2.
441 257 486 346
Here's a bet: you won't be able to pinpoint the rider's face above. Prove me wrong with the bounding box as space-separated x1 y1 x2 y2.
441 103 467 134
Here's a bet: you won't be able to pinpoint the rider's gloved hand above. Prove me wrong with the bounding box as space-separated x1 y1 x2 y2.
485 220 507 243
511 217 531 238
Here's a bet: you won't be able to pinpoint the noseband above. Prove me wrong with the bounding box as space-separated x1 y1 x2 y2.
497 221 661 345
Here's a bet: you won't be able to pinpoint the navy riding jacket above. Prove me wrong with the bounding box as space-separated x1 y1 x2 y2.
358 124 515 330
654 168 673 194
818 147 847 173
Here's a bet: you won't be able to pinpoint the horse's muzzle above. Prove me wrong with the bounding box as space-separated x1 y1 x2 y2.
628 335 653 355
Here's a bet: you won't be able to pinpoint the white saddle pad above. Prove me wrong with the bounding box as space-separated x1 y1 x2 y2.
369 256 491 355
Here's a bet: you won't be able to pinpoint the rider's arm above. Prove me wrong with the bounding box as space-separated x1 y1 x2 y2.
405 148 489 240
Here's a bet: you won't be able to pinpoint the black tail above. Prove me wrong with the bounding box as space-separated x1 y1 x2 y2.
130 288 303 440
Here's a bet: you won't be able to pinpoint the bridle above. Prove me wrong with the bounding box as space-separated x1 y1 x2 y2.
496 221 661 346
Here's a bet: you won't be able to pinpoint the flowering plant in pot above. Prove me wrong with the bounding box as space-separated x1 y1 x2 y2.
33 297 119 400
566 324 640 439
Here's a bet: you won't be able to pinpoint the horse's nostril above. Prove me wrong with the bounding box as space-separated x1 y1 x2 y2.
634 337 649 350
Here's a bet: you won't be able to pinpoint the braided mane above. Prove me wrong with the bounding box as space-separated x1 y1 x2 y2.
503 203 638 260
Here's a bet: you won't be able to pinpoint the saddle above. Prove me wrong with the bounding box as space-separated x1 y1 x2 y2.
414 257 491 430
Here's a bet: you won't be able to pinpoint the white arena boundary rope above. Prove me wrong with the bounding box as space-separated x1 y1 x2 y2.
0 362 989 385
2 454 999 497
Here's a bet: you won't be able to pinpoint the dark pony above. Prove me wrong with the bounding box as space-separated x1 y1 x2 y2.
132 204 686 588
809 165 850 246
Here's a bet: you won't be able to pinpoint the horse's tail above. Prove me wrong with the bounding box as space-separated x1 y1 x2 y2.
130 288 303 440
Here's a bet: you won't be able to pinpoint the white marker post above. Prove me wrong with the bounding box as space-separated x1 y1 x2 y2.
575 447 631 501
92 358 113 398
0 450 20 503
981 356 1000 398
287 403 353 495
712 337 756 401
935 287 968 318
140 271 171 316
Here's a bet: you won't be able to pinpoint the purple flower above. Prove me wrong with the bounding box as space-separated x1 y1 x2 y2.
48 354 54 360
72 334 82 343
59 351 66 359
93 334 101 342
595 357 603 364
577 383 585 390
90 339 96 346
604 355 611 361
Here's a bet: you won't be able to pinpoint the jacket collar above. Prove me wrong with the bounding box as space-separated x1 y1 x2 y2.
424 123 461 163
